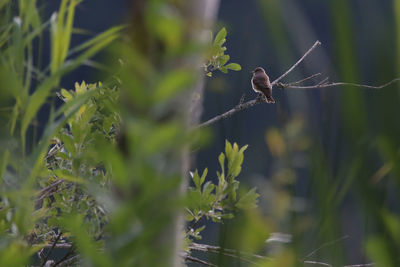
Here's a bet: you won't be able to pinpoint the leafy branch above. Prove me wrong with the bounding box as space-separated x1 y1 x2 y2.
185 140 259 242
204 27 242 77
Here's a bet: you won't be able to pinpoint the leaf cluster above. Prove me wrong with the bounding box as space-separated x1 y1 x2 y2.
186 140 259 242
204 27 242 77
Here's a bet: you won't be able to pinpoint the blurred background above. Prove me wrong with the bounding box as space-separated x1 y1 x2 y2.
41 0 400 265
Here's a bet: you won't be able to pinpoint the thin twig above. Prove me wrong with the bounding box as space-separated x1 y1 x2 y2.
35 179 64 209
34 243 73 249
184 255 217 266
40 231 62 267
271 40 321 86
285 73 322 86
53 245 75 267
343 263 374 267
196 97 263 128
279 78 400 90
189 242 270 265
304 260 332 267
317 77 329 86
57 255 80 267
37 179 64 197
302 235 349 261
45 143 64 160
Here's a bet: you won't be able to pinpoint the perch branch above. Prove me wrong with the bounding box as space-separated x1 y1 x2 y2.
196 40 400 129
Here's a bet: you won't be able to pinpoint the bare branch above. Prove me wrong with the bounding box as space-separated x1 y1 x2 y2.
271 40 321 86
184 255 217 266
317 77 329 86
342 264 374 267
304 260 333 267
57 255 80 267
40 231 62 267
279 78 400 90
285 73 322 86
35 179 64 209
34 243 73 249
302 235 349 261
54 245 75 267
189 242 270 265
196 98 263 129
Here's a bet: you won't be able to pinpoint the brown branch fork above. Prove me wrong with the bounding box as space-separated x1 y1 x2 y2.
197 40 400 129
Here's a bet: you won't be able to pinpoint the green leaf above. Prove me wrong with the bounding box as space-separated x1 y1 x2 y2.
219 66 228 74
213 27 227 47
219 55 230 66
236 188 259 210
225 140 233 162
191 170 201 190
218 152 225 177
239 144 248 154
67 25 124 57
200 168 208 186
225 63 241 71
202 181 215 197
53 169 87 184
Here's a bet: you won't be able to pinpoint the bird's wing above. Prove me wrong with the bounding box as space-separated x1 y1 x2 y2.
253 74 271 90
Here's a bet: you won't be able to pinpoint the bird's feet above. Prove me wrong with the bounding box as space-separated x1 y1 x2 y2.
256 93 264 102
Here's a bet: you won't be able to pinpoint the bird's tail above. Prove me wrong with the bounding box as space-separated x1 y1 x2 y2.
260 88 275 104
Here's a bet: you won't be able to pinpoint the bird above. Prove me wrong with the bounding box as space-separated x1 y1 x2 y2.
251 67 275 103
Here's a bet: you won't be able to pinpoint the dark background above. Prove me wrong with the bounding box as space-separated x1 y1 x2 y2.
44 0 400 265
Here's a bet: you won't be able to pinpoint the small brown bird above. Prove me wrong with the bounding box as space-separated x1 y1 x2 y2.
251 67 275 103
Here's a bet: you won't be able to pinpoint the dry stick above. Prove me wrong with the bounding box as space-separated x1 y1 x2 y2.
53 245 75 267
304 260 333 267
184 255 217 267
40 231 62 267
189 242 270 265
280 78 400 90
285 73 322 86
34 243 73 249
342 264 373 267
57 255 80 267
196 40 400 129
35 179 64 209
302 235 349 261
271 40 321 86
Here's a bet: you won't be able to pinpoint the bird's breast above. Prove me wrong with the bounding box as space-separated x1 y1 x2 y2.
251 77 259 92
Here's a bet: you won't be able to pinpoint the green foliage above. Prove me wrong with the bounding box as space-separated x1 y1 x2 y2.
0 0 121 265
186 140 259 243
205 27 242 77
